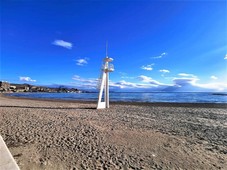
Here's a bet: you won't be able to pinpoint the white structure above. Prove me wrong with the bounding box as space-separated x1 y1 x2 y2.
0 135 20 170
97 56 114 109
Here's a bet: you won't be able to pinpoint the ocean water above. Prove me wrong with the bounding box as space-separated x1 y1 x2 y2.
6 92 227 103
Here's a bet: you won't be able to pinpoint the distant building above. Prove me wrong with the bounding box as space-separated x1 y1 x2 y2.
9 86 17 92
15 84 30 92
0 81 83 93
0 81 10 92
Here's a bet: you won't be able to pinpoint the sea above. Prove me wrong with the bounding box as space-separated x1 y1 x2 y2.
6 92 227 103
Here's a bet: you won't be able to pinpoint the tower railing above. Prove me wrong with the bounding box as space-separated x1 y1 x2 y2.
108 64 114 72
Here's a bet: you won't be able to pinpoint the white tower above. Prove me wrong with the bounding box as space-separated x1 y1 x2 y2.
97 53 114 109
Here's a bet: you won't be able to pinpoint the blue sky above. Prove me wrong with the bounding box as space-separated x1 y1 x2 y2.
1 0 227 92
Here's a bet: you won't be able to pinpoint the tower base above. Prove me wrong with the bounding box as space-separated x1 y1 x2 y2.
97 101 107 109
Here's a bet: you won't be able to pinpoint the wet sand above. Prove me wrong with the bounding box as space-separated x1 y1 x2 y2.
0 95 227 169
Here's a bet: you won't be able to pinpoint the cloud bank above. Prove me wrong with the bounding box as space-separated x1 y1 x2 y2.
71 72 227 92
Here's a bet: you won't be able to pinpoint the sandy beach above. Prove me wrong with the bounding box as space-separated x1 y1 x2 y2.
0 95 226 170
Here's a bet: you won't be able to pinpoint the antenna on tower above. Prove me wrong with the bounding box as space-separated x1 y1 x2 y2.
106 41 108 57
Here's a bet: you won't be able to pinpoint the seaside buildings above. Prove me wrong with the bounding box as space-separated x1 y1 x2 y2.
0 81 82 93
0 81 10 92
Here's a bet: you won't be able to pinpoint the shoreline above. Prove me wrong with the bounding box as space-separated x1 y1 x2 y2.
0 94 227 169
1 93 227 109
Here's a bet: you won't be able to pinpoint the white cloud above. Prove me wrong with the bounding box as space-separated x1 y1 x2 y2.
173 73 199 88
173 77 198 87
111 80 138 89
195 82 227 91
141 64 154 71
224 54 227 60
76 58 89 66
111 76 172 90
173 77 227 91
19 77 36 82
115 76 227 91
138 75 153 83
72 75 81 81
178 73 197 78
72 75 139 90
110 80 155 89
138 75 163 86
72 75 98 89
72 74 161 90
152 52 167 59
72 75 97 83
52 40 73 49
159 69 170 73
160 69 170 77
71 73 227 91
210 76 218 80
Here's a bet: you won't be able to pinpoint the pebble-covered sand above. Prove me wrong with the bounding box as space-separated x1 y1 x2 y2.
0 95 227 170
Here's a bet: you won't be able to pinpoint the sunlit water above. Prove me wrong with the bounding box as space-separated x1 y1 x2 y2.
6 92 227 103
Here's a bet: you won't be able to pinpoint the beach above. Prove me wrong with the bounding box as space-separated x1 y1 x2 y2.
0 95 226 170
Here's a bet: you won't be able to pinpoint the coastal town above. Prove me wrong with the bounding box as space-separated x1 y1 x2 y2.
0 81 82 93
